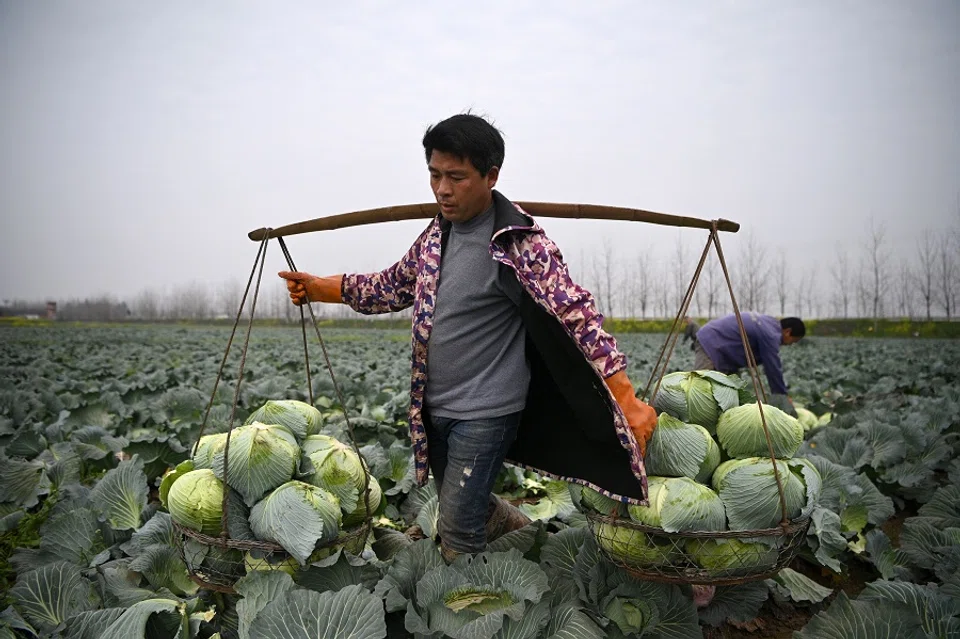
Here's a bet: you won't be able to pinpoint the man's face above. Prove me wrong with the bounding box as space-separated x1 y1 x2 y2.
428 150 498 223
782 329 802 345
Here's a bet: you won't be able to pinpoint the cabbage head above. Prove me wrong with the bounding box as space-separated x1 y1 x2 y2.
244 551 299 576
302 434 368 515
627 477 726 533
686 538 780 575
166 468 225 536
594 521 677 567
716 403 803 459
787 457 822 517
580 486 628 517
192 433 227 470
652 371 742 432
160 459 194 510
645 414 720 482
213 422 300 507
250 480 342 565
794 406 818 431
342 475 383 528
245 399 322 441
712 458 806 530
817 412 833 426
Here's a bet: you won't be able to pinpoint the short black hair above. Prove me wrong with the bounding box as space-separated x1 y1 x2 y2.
781 317 806 338
422 113 505 176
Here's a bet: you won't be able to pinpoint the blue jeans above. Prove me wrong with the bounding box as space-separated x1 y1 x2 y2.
425 411 522 556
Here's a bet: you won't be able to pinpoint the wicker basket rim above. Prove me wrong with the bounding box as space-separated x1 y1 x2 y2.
585 510 811 538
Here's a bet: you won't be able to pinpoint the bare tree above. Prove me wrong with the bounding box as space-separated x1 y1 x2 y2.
635 251 652 319
936 233 957 320
894 260 914 319
773 253 789 316
854 265 870 318
802 265 819 318
620 259 637 319
736 232 768 312
914 231 937 320
589 241 616 318
864 219 888 326
132 288 161 321
671 234 689 314
601 239 617 318
218 278 243 320
830 248 852 318
697 252 723 318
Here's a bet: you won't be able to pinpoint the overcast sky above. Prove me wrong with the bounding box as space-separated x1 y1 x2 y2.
1 1 958 305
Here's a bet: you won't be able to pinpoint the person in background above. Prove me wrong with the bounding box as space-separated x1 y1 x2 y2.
278 113 657 563
681 316 699 351
693 312 805 415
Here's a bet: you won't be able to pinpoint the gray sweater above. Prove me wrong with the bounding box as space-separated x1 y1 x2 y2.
424 204 530 419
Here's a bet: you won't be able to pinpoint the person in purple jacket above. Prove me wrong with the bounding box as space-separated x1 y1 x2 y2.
693 312 805 415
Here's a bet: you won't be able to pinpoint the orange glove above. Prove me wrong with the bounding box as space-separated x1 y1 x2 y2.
604 370 657 456
278 271 344 305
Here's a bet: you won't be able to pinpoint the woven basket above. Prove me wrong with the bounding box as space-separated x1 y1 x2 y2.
586 511 810 586
173 520 371 593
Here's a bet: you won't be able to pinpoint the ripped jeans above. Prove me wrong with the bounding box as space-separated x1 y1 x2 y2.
425 411 522 558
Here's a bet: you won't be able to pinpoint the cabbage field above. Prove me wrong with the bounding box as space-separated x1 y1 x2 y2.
1 324 959 638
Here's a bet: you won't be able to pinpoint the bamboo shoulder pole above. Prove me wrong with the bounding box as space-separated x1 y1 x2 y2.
248 201 739 241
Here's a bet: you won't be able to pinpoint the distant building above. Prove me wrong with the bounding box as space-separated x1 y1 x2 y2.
0 302 51 318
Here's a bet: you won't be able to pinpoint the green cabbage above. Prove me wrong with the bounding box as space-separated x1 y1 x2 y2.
213 422 300 507
795 406 818 430
302 434 368 515
342 475 383 527
627 477 726 533
716 403 804 459
159 459 194 510
245 400 322 441
244 551 299 576
686 538 780 575
249 480 342 565
712 458 806 530
192 433 227 470
166 468 225 535
787 457 822 516
580 486 628 517
652 371 743 433
645 414 720 482
817 412 833 426
594 521 678 567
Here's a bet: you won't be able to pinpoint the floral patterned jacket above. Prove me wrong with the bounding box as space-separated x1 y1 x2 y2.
341 191 648 504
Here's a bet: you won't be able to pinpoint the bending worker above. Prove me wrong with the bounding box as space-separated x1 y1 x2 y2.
694 312 805 415
279 113 657 562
